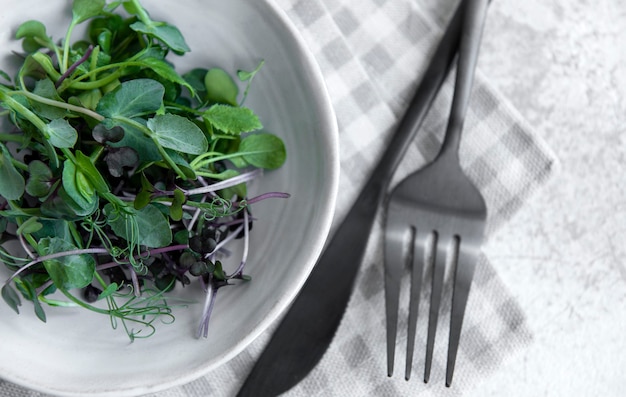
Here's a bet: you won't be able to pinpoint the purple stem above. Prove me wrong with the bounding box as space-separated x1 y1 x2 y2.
35 279 54 296
18 234 36 260
205 224 243 260
238 191 290 206
208 215 257 229
56 45 94 88
184 169 262 196
128 266 141 297
196 275 218 338
5 247 111 284
229 209 249 278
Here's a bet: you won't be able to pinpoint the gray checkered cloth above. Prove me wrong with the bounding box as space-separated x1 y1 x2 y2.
0 0 557 396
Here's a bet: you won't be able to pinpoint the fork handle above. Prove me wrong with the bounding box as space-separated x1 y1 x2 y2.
367 1 466 189
439 0 489 160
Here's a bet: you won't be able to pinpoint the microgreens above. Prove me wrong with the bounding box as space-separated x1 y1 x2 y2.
0 0 288 340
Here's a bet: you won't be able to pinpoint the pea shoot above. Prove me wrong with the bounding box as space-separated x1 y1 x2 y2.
0 0 288 341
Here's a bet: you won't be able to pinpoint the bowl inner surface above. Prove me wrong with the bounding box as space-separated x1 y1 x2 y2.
0 0 339 395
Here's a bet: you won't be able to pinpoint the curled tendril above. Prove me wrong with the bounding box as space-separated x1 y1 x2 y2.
201 196 245 221
110 246 124 258
104 285 179 340
80 211 116 252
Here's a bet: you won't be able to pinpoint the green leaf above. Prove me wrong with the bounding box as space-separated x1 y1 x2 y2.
97 29 113 53
30 52 60 81
15 20 54 53
62 159 98 211
0 143 25 200
16 55 47 86
203 104 262 135
72 0 106 25
213 136 246 168
32 219 72 241
16 216 43 235
134 189 152 210
96 79 164 119
173 229 189 245
204 68 238 105
135 57 194 95
15 20 47 40
45 119 78 148
140 172 154 191
41 187 99 219
239 133 287 169
120 0 141 15
104 118 162 162
183 68 208 97
20 38 41 54
213 261 226 281
39 297 76 307
165 149 197 179
74 88 102 111
1 284 21 314
170 188 185 221
13 277 46 322
106 204 172 248
129 21 190 53
15 20 53 51
18 272 57 296
75 171 94 201
25 160 53 198
98 282 119 299
134 174 153 209
31 79 67 120
237 60 265 82
74 151 110 194
39 237 96 290
217 169 246 199
147 114 208 155
237 60 264 104
0 69 10 83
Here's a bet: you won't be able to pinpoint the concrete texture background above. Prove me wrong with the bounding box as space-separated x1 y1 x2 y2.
467 0 626 395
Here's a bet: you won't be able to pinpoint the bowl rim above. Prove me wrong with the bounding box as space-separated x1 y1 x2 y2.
168 0 339 392
0 0 340 395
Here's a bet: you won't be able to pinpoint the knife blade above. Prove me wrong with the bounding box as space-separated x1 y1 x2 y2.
236 4 467 396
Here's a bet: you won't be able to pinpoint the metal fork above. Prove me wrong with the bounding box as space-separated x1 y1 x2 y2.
383 0 489 386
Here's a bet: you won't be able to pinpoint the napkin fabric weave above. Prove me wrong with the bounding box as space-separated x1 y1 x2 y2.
0 0 557 396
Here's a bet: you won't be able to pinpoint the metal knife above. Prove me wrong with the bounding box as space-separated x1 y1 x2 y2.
237 3 467 396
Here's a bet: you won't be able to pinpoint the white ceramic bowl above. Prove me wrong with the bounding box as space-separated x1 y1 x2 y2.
0 1 339 395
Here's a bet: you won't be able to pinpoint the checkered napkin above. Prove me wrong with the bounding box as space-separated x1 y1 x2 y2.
0 0 557 396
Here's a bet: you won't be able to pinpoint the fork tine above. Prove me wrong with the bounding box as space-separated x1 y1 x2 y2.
384 223 408 377
424 233 447 383
405 229 427 380
446 239 478 386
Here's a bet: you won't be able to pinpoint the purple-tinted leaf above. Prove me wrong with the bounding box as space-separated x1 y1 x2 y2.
92 123 124 143
104 147 139 177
